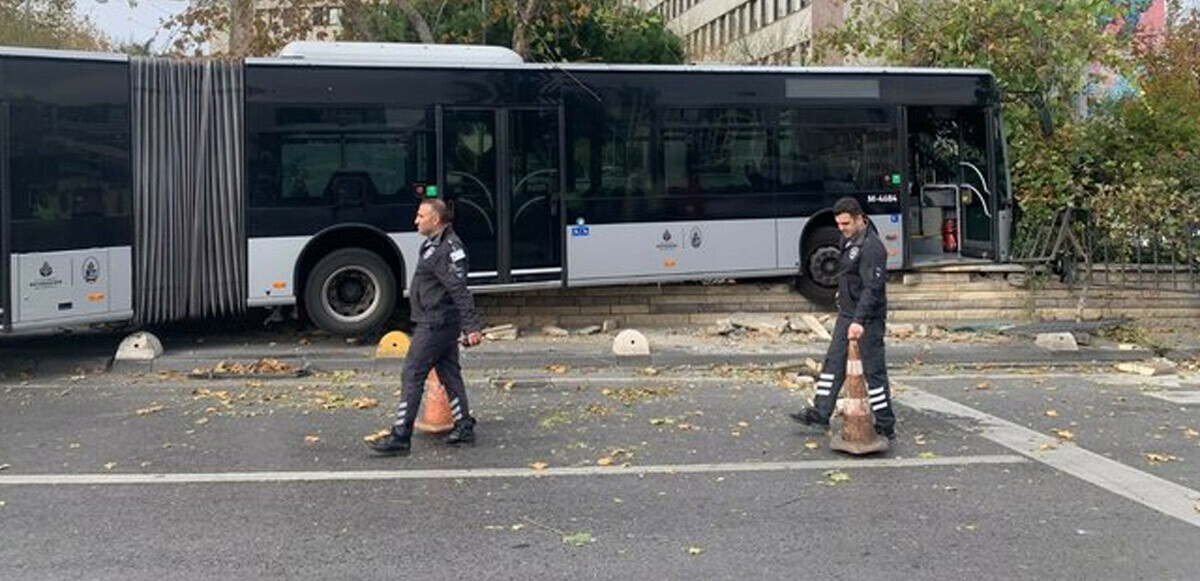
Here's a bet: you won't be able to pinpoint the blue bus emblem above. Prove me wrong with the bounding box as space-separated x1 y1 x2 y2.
571 225 590 237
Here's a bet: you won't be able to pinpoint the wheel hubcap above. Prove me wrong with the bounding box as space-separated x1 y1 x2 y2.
322 266 380 324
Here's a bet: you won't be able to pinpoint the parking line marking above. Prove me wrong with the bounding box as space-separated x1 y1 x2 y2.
0 454 1025 486
900 387 1200 529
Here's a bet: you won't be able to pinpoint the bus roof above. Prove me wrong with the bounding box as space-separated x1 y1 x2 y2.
0 43 993 78
0 45 127 63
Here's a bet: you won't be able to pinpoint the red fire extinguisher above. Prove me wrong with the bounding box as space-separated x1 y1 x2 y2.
942 216 958 253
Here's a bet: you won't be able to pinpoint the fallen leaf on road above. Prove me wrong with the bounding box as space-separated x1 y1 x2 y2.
804 441 820 450
1144 453 1179 465
919 452 938 459
103 462 117 470
362 429 391 443
0 464 10 471
194 417 210 426
824 470 850 484
0 501 6 507
737 421 750 428
975 381 992 390
686 546 704 556
530 462 549 471
303 435 321 445
544 364 569 374
135 404 167 416
1052 429 1075 441
1038 443 1057 451
914 434 928 446
352 397 380 410
511 523 525 531
68 443 81 449
1045 409 1060 418
596 457 614 466
637 366 660 376
1184 428 1199 439
561 532 593 546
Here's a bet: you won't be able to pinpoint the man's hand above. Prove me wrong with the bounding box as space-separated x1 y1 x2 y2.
465 331 484 347
848 322 864 340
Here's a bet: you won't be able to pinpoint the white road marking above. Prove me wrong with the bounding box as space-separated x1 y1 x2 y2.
1143 391 1200 405
899 386 1200 529
0 455 1026 486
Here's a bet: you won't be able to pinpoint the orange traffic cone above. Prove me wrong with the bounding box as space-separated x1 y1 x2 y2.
830 339 889 455
414 369 455 434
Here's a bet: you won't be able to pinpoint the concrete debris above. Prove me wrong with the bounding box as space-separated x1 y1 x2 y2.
576 325 603 336
541 325 570 337
801 314 833 341
1035 332 1079 352
729 315 788 337
482 324 518 341
1116 358 1177 377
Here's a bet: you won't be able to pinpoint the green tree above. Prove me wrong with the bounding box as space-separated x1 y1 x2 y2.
818 0 1134 237
339 0 684 63
0 0 110 50
164 0 330 57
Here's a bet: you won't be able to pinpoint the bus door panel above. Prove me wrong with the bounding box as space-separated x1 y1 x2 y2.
1 101 9 331
506 108 562 282
440 109 501 283
957 108 995 259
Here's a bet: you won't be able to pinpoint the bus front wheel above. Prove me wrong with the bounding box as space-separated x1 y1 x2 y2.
304 248 396 336
796 226 840 305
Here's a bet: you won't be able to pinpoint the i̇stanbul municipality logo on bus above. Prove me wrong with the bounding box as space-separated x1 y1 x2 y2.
656 229 677 250
39 262 53 277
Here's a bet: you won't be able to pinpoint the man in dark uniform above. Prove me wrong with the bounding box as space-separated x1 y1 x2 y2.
790 196 896 441
369 198 485 456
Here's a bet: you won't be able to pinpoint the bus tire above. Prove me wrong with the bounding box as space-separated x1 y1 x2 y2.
304 248 396 336
796 226 841 306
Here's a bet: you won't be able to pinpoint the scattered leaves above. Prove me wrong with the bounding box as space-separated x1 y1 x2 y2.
0 464 10 471
604 386 677 405
539 410 573 429
1052 429 1075 441
596 457 614 467
1045 409 1060 418
135 404 167 416
544 364 569 375
1144 453 1180 465
1184 428 1199 439
103 462 117 471
974 381 992 390
1038 443 1057 451
686 546 704 556
804 441 820 450
303 435 321 445
363 429 391 443
824 470 851 484
919 452 938 459
352 397 380 410
914 434 928 446
530 462 549 471
561 532 593 546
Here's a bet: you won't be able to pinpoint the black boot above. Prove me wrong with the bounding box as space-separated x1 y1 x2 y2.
788 406 829 427
367 428 411 456
446 417 476 446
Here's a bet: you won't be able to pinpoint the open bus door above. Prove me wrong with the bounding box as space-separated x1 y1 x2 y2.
906 106 1002 265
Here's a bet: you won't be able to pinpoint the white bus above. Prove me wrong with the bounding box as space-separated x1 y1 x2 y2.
0 42 1012 336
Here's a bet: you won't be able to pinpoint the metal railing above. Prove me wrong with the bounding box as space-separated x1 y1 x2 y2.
1012 207 1199 293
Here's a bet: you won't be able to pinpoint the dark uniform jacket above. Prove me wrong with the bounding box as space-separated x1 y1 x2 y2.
836 226 888 323
409 226 485 333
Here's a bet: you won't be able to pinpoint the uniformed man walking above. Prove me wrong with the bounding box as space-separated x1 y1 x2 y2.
369 198 485 456
790 197 896 441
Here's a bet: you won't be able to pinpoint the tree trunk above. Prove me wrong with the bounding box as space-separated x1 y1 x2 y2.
394 0 435 44
227 0 255 57
511 0 542 58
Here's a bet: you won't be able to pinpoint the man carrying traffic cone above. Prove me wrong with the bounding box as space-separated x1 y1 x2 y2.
369 198 485 456
790 197 897 443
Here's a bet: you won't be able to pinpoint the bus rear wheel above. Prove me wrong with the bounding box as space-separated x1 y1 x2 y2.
796 226 841 305
304 248 396 336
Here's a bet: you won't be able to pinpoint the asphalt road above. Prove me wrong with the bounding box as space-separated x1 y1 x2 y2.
2 359 1199 580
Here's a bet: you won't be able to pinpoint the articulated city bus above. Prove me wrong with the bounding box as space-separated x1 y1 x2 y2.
0 42 1012 336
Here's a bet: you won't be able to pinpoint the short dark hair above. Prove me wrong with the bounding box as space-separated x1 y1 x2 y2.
833 196 864 217
421 198 454 224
